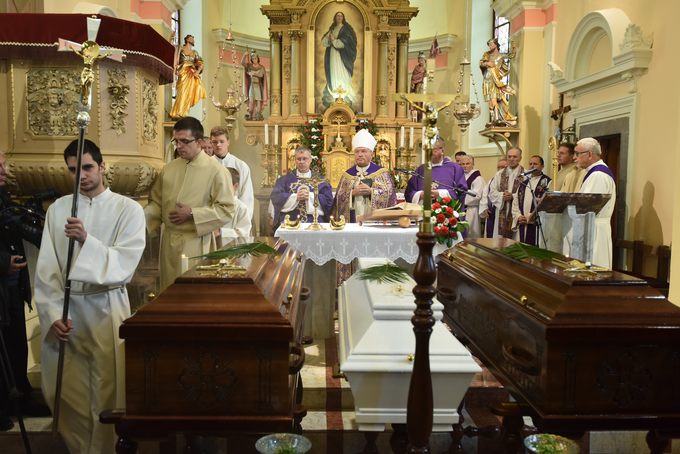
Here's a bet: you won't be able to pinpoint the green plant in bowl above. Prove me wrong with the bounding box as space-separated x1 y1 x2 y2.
256 434 312 454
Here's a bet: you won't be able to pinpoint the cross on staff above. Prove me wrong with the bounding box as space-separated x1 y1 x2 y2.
51 16 124 438
549 94 572 190
298 173 327 231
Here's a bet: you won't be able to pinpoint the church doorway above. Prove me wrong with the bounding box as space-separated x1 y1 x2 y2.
593 134 621 246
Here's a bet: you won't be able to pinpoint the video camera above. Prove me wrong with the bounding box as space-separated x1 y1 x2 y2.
0 188 60 247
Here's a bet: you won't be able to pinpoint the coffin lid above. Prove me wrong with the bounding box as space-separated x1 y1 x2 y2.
338 258 481 374
440 238 680 326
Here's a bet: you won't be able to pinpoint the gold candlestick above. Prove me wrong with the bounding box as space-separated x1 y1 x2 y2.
298 173 327 231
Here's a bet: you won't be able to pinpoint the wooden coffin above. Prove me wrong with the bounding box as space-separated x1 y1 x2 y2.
437 238 680 433
117 238 307 436
338 258 481 432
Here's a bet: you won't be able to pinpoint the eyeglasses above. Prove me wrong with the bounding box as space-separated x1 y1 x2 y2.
171 138 198 146
574 151 590 156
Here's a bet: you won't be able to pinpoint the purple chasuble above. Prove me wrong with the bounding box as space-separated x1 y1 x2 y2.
404 161 468 206
271 171 333 232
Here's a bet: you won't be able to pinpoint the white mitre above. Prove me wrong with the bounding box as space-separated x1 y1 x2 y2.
352 128 377 152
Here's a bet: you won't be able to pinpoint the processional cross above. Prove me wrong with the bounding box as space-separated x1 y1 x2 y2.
391 87 459 454
52 16 125 438
549 94 572 189
298 173 327 231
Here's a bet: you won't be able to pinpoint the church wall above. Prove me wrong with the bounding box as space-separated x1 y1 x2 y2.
43 0 130 19
552 0 680 273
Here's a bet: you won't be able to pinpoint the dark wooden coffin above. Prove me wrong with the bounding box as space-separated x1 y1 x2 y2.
437 238 680 433
114 237 307 439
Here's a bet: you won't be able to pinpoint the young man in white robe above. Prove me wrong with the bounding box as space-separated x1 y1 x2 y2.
35 140 146 454
575 137 616 268
460 155 485 238
211 125 254 220
219 167 252 242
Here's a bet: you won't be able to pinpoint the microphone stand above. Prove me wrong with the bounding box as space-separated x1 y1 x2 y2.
517 174 547 249
394 168 478 199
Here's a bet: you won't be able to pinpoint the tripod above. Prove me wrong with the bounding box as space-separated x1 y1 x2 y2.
0 321 32 453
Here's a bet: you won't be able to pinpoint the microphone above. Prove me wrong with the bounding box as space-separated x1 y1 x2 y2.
394 167 418 177
519 168 538 177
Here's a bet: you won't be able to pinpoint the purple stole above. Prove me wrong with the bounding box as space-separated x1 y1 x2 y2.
581 164 616 189
516 174 551 246
497 166 524 238
465 170 481 193
485 179 495 238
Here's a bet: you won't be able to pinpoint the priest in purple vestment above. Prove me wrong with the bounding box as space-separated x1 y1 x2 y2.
511 155 552 246
331 129 397 223
271 147 333 232
404 137 468 207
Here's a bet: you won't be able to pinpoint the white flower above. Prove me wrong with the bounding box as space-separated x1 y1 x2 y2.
312 144 318 148
431 216 436 224
435 208 441 214
313 156 318 160
457 231 463 241
443 218 449 225
312 135 319 140
453 211 459 218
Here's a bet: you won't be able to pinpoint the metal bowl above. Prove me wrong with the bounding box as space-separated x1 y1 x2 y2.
524 434 580 454
255 433 312 454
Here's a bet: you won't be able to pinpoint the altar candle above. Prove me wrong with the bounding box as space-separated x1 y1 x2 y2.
410 127 414 148
181 254 189 274
265 123 269 145
274 124 278 145
421 127 426 163
400 126 405 148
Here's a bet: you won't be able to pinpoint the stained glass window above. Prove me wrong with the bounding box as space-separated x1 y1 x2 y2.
493 12 511 89
171 11 179 99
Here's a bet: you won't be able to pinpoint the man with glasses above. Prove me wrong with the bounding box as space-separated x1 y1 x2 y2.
575 137 616 268
404 138 467 207
270 147 333 232
144 117 235 292
332 129 397 223
489 147 524 238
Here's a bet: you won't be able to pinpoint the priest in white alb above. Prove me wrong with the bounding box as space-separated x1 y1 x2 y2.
488 147 524 238
575 137 616 268
35 140 146 454
460 155 485 238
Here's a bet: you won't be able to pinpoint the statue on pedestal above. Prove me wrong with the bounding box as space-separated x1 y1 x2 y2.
480 38 517 127
242 49 269 121
410 51 427 123
170 35 207 119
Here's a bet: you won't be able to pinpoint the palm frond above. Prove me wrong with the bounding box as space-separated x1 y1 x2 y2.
500 242 562 262
357 264 411 285
191 242 280 260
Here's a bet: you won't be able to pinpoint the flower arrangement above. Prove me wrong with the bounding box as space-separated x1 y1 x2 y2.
297 117 326 176
355 119 379 136
427 196 469 247
390 169 403 190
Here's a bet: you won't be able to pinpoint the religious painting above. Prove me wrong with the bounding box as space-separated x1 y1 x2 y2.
314 3 364 114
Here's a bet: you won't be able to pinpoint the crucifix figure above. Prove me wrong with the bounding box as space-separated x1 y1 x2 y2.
298 173 328 231
334 118 344 147
549 94 572 189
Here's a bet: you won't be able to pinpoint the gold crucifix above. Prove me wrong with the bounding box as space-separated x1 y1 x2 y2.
298 173 328 231
334 118 344 147
334 84 348 102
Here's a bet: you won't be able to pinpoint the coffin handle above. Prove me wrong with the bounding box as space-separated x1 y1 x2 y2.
289 342 306 375
300 286 312 301
437 287 456 303
502 343 539 376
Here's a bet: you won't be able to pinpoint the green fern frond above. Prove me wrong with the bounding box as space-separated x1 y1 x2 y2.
191 242 281 260
357 264 411 285
500 242 562 262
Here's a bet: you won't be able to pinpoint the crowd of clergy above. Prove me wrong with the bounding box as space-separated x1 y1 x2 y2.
0 114 616 453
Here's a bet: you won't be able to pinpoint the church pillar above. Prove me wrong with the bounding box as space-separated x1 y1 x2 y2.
376 31 391 118
269 31 283 118
288 30 303 117
396 33 409 120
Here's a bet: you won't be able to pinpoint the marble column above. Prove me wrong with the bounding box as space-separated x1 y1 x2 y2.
288 30 303 116
269 31 283 118
376 31 391 118
396 33 409 120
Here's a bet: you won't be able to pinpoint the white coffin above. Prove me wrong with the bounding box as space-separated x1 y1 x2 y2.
338 258 482 432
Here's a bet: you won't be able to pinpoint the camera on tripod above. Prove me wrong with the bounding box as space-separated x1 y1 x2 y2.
0 188 60 247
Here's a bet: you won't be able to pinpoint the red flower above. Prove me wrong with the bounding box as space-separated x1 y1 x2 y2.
434 226 440 234
319 153 324 157
449 217 458 227
436 213 445 224
442 197 451 204
306 129 309 132
308 135 311 138
445 207 453 216
305 121 309 124
450 230 457 238
432 202 441 210
440 226 449 236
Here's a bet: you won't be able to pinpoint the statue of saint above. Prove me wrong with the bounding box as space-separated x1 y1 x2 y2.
480 38 517 127
377 142 390 169
242 49 269 121
321 12 358 108
410 51 427 123
170 35 207 120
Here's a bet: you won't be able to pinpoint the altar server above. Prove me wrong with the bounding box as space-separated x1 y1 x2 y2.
489 147 524 238
219 167 252 241
145 117 235 292
404 138 467 206
211 126 254 220
554 142 583 192
460 155 485 238
332 129 397 223
35 140 146 454
576 137 616 268
271 147 333 232
511 155 552 246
